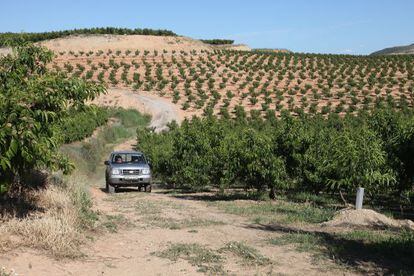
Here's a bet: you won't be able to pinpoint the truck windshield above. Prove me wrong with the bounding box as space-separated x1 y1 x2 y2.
112 153 146 164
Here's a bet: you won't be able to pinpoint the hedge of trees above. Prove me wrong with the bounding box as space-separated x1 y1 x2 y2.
137 108 414 203
200 39 234 45
56 106 109 144
0 27 177 47
0 44 104 194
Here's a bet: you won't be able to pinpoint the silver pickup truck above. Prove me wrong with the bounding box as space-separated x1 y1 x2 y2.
104 150 152 193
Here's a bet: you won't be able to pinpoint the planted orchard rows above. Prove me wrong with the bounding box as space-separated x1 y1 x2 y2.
51 49 414 117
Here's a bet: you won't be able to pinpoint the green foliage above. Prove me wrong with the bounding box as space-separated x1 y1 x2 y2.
301 122 395 193
138 116 287 194
200 39 234 45
138 108 414 201
110 108 151 128
56 106 109 143
0 43 104 193
136 124 175 182
214 200 334 224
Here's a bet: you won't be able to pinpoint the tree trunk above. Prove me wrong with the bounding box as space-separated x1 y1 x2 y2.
269 186 276 200
339 189 348 206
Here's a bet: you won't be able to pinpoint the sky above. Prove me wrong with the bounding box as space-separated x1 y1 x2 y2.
0 0 413 55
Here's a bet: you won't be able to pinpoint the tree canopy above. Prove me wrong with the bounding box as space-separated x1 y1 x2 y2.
0 44 105 193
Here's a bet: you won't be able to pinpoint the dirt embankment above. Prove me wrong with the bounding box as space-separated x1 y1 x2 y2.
213 44 251 51
40 34 213 53
322 208 414 231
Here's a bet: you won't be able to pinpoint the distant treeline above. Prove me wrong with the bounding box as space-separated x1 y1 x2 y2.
200 39 234 45
0 27 177 47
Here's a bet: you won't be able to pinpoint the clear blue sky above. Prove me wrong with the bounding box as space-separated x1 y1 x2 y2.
1 0 413 55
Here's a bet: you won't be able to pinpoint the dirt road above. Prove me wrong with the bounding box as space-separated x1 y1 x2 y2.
1 186 348 276
93 88 185 132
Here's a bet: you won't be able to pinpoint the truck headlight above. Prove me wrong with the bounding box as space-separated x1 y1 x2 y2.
142 169 150 175
111 168 121 175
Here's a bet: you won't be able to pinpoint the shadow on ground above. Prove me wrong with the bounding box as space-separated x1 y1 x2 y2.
163 191 264 202
0 196 41 219
99 187 144 194
248 223 414 275
1 170 49 219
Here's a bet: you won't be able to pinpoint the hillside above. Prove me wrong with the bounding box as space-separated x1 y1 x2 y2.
370 43 414 55
51 48 414 118
0 34 251 57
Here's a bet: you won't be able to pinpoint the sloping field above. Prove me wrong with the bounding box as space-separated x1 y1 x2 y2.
51 47 414 118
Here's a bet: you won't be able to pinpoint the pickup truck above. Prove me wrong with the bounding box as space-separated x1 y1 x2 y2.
104 150 152 193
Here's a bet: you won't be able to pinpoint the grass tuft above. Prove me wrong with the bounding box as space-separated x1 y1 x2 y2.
101 214 131 233
144 215 224 230
0 267 17 276
212 200 335 225
155 243 224 273
269 232 323 252
220 241 272 266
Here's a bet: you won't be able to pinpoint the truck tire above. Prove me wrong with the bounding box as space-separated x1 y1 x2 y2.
145 184 152 193
107 183 115 194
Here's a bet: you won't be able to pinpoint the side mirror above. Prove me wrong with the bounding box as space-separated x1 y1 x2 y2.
148 161 152 169
104 160 110 165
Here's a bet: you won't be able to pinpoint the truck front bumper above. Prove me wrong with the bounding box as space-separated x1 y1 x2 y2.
108 175 152 186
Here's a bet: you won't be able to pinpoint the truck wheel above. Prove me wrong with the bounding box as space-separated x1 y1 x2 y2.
138 185 142 192
108 183 115 194
145 184 152 193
